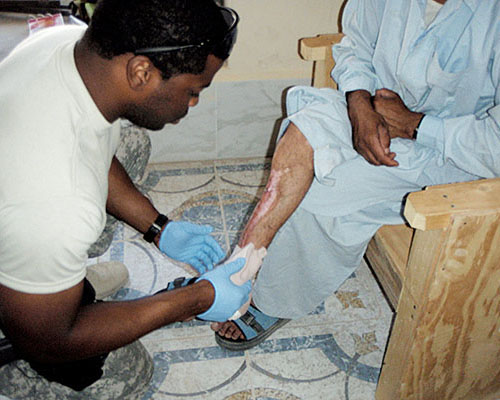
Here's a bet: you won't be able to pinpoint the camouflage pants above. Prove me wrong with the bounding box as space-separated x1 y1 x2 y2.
88 120 152 257
0 341 154 400
0 122 153 399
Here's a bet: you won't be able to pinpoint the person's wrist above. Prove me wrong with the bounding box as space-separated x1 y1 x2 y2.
193 279 216 315
346 89 371 99
144 213 169 244
347 90 374 117
412 113 425 139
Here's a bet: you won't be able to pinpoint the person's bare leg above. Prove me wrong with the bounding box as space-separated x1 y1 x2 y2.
212 123 314 339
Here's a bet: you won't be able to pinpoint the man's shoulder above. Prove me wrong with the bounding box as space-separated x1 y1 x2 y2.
12 25 86 56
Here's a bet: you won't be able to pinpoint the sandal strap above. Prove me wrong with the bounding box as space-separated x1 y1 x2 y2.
155 277 197 295
232 305 282 341
239 311 265 334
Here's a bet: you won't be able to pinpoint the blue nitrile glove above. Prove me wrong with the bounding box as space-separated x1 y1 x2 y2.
196 258 252 322
158 221 226 274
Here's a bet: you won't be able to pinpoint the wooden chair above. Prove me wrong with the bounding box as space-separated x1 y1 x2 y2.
300 33 500 400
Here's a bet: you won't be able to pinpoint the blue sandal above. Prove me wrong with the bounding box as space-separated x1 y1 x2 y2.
215 305 290 351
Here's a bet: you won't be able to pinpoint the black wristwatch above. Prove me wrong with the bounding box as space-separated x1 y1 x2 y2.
143 214 169 243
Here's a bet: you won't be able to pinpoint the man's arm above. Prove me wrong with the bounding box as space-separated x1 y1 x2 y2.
331 0 384 95
106 156 158 235
413 59 500 178
330 0 401 166
0 257 249 364
0 279 214 363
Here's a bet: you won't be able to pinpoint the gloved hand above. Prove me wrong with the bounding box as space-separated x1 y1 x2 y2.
196 258 252 322
159 221 226 273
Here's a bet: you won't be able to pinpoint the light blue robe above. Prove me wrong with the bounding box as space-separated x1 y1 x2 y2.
253 0 500 319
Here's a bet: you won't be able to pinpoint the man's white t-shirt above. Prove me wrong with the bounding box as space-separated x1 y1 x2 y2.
0 26 121 294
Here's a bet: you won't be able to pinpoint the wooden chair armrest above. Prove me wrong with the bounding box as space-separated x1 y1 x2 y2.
299 33 344 61
405 178 500 230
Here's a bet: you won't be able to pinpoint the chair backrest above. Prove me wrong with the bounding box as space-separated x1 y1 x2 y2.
299 33 343 89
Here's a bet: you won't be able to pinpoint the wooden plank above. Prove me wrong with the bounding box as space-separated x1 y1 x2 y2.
313 52 337 89
402 213 500 399
376 228 446 399
299 33 343 61
299 34 343 89
366 224 413 309
405 178 500 231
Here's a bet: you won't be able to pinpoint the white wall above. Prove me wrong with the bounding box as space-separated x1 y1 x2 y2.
218 0 344 81
149 0 345 163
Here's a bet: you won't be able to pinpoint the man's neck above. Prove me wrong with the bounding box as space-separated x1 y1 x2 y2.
74 38 121 123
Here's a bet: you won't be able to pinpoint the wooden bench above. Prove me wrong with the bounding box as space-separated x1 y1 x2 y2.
300 33 500 400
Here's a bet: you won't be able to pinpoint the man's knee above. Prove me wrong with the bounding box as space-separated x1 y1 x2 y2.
271 123 314 195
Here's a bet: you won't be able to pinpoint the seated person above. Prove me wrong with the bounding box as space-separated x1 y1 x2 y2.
213 0 500 349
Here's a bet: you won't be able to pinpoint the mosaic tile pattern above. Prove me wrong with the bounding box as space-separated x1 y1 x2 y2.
88 158 393 400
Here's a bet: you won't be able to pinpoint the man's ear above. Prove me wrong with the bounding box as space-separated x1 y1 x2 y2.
126 55 156 91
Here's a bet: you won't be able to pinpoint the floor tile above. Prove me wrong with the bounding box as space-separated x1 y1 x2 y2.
91 157 393 400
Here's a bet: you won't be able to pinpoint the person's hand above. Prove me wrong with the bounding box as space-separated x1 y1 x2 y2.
196 258 252 322
347 90 398 167
372 89 424 140
158 221 226 273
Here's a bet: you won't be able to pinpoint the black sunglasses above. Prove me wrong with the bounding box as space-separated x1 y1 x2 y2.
134 7 239 58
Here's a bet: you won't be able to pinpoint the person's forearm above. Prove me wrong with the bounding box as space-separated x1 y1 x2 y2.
16 281 214 363
106 156 159 234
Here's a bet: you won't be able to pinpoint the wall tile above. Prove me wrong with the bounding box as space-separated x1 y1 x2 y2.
217 78 308 159
149 86 217 163
149 78 309 163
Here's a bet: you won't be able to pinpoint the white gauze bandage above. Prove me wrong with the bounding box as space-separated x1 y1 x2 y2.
227 243 267 320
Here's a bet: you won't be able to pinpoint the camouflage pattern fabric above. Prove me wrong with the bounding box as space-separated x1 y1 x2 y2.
88 121 151 258
0 341 153 400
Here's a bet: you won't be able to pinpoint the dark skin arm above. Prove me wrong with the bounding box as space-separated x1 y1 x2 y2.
107 156 160 236
107 156 169 246
0 279 214 363
347 89 424 166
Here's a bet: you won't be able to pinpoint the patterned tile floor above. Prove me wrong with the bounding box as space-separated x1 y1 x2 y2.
89 157 394 400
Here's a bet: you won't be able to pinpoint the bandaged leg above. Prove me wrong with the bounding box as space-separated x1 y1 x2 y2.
213 123 314 335
226 243 267 320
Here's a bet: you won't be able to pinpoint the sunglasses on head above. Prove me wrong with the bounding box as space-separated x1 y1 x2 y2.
134 7 239 59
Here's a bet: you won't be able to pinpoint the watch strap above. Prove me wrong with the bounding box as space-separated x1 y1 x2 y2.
143 214 169 243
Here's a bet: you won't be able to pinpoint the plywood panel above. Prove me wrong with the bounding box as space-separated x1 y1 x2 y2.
402 214 500 399
376 229 445 399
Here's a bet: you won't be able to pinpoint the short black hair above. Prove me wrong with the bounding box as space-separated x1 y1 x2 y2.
86 0 228 79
